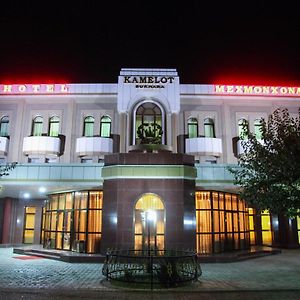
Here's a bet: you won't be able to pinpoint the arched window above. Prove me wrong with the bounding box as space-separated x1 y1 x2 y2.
204 118 215 138
134 102 163 144
238 119 249 140
32 116 43 136
83 116 94 137
187 117 198 138
100 116 111 138
48 116 60 137
254 119 263 140
0 116 9 137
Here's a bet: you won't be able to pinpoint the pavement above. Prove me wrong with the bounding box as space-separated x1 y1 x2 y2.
0 247 299 299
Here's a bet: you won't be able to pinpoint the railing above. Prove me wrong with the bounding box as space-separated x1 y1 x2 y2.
185 137 222 157
102 249 202 289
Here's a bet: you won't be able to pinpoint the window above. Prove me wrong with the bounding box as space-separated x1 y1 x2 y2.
187 117 198 138
83 116 94 137
248 208 256 245
204 118 215 138
32 116 43 136
49 116 60 137
261 210 273 246
100 116 111 138
238 119 249 140
195 191 249 254
297 215 300 244
0 116 9 137
254 119 263 140
23 207 36 244
135 102 163 144
43 191 103 253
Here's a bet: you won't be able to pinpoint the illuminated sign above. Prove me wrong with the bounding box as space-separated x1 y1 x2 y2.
0 84 69 94
214 85 300 97
123 76 175 89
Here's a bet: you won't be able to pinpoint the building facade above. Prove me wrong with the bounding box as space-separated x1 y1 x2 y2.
0 68 299 254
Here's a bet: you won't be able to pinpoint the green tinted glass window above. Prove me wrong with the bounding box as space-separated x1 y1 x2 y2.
32 116 43 136
204 118 215 138
100 116 111 137
0 116 9 137
187 117 198 138
83 116 94 137
49 116 60 137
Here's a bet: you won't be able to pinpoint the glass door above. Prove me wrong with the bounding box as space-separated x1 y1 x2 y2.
134 193 165 253
56 211 72 250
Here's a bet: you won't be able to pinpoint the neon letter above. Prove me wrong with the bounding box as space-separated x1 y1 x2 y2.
60 84 68 92
32 85 41 93
271 87 278 94
18 85 26 92
244 86 253 94
46 85 54 92
3 85 12 93
215 85 225 93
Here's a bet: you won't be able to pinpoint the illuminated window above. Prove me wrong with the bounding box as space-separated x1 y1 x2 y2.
100 116 111 137
48 116 60 137
254 119 263 140
83 116 94 137
248 208 256 245
134 193 165 252
187 117 198 138
43 191 102 253
261 210 273 246
0 116 9 137
204 118 215 138
195 191 249 254
238 119 249 140
32 116 43 136
297 215 300 244
23 207 36 244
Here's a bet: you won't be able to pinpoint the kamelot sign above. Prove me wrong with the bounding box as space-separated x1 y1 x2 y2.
0 84 69 94
214 85 300 97
123 76 175 89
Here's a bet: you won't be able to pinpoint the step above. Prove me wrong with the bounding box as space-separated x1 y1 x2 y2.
23 251 61 261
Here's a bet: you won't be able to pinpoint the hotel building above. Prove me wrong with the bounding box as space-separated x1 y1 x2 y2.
0 68 299 254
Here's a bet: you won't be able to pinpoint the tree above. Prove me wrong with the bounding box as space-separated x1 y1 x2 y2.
230 108 300 218
0 162 17 178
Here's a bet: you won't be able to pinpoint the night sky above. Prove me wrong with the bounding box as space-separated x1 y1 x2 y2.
1 1 300 85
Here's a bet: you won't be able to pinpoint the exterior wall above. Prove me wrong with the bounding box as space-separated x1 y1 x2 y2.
1 69 300 251
101 152 196 253
1 198 15 244
9 199 44 245
102 178 195 252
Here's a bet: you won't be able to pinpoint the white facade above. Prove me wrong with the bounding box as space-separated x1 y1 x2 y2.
1 68 300 199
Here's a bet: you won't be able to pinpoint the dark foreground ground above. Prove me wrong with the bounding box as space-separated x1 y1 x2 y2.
0 248 299 300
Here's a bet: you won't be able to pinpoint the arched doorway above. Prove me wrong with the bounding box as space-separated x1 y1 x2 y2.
134 193 165 252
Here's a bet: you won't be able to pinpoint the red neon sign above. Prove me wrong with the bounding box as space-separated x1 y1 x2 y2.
214 85 300 97
0 84 69 94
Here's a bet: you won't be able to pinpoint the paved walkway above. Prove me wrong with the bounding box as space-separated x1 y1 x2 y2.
0 247 299 299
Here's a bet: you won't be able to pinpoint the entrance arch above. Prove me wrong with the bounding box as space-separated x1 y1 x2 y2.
134 193 165 251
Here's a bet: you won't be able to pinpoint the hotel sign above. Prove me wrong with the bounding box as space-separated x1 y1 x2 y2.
123 76 175 89
0 84 69 94
214 85 300 97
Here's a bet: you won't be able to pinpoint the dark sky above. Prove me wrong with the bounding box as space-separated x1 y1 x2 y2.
1 1 300 85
